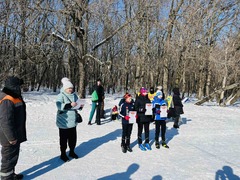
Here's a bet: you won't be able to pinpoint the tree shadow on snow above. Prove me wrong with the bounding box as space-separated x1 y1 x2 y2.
76 128 122 158
20 156 65 179
215 166 240 180
97 163 140 180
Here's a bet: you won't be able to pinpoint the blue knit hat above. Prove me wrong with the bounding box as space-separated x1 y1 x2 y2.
156 91 162 97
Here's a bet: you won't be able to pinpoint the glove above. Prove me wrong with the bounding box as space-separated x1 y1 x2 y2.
156 110 161 115
167 110 169 113
139 108 146 113
135 115 138 119
125 116 130 120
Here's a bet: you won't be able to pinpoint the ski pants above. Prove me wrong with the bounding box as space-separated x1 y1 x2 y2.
0 143 20 180
155 120 166 142
173 115 180 126
137 122 150 144
59 127 77 155
121 124 133 147
89 101 97 123
96 102 102 125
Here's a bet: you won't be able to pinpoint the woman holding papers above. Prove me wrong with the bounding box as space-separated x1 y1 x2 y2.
56 78 80 162
135 87 152 151
152 91 169 149
119 93 135 153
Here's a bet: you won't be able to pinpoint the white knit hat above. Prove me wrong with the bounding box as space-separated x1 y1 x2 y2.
61 77 73 90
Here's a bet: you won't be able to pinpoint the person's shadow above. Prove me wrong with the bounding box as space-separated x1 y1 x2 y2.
76 128 121 158
152 175 163 180
97 163 139 180
215 166 240 180
20 129 122 179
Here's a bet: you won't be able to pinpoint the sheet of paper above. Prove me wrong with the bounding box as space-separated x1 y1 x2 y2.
145 103 152 115
160 105 168 118
129 111 137 124
72 98 85 110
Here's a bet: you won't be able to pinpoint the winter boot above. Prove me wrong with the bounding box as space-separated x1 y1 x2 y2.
155 142 160 149
13 173 24 180
145 143 152 150
121 146 127 153
139 144 147 151
173 124 179 129
69 151 79 159
162 141 169 148
126 146 133 152
60 153 69 162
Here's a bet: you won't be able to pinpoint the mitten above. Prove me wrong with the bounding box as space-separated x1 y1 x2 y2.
156 110 161 115
125 116 130 120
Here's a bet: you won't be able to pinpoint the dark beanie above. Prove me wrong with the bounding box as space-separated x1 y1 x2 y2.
4 76 23 96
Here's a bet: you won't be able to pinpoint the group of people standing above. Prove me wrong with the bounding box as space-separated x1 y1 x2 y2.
0 75 184 179
118 86 184 153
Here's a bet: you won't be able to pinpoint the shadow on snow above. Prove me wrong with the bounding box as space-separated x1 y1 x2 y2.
20 129 121 179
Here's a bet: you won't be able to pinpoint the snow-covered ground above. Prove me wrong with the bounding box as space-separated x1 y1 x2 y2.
1 90 240 180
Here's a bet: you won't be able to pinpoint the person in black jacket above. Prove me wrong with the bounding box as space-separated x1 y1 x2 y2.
135 87 152 151
0 76 26 180
119 93 135 153
95 79 105 125
172 88 184 128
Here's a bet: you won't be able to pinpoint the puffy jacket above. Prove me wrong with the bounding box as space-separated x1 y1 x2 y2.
93 85 104 102
152 96 167 120
0 89 27 146
173 94 184 115
135 95 152 123
56 89 78 129
119 101 135 124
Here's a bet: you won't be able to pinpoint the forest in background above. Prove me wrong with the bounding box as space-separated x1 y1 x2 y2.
0 0 239 105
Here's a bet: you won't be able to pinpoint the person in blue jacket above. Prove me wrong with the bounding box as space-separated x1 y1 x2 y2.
119 93 135 153
152 91 169 149
56 77 82 162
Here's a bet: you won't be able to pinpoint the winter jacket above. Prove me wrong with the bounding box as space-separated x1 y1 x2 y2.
119 101 135 124
93 85 104 102
56 89 78 129
152 96 167 121
173 94 184 116
0 88 27 146
135 95 152 123
148 92 156 102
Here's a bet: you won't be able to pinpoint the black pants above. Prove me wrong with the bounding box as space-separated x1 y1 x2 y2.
96 102 102 125
137 122 150 144
173 115 180 126
0 144 20 180
155 120 166 142
121 124 133 147
59 127 77 155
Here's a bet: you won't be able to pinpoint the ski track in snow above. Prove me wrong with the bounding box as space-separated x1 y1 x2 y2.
1 91 240 180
